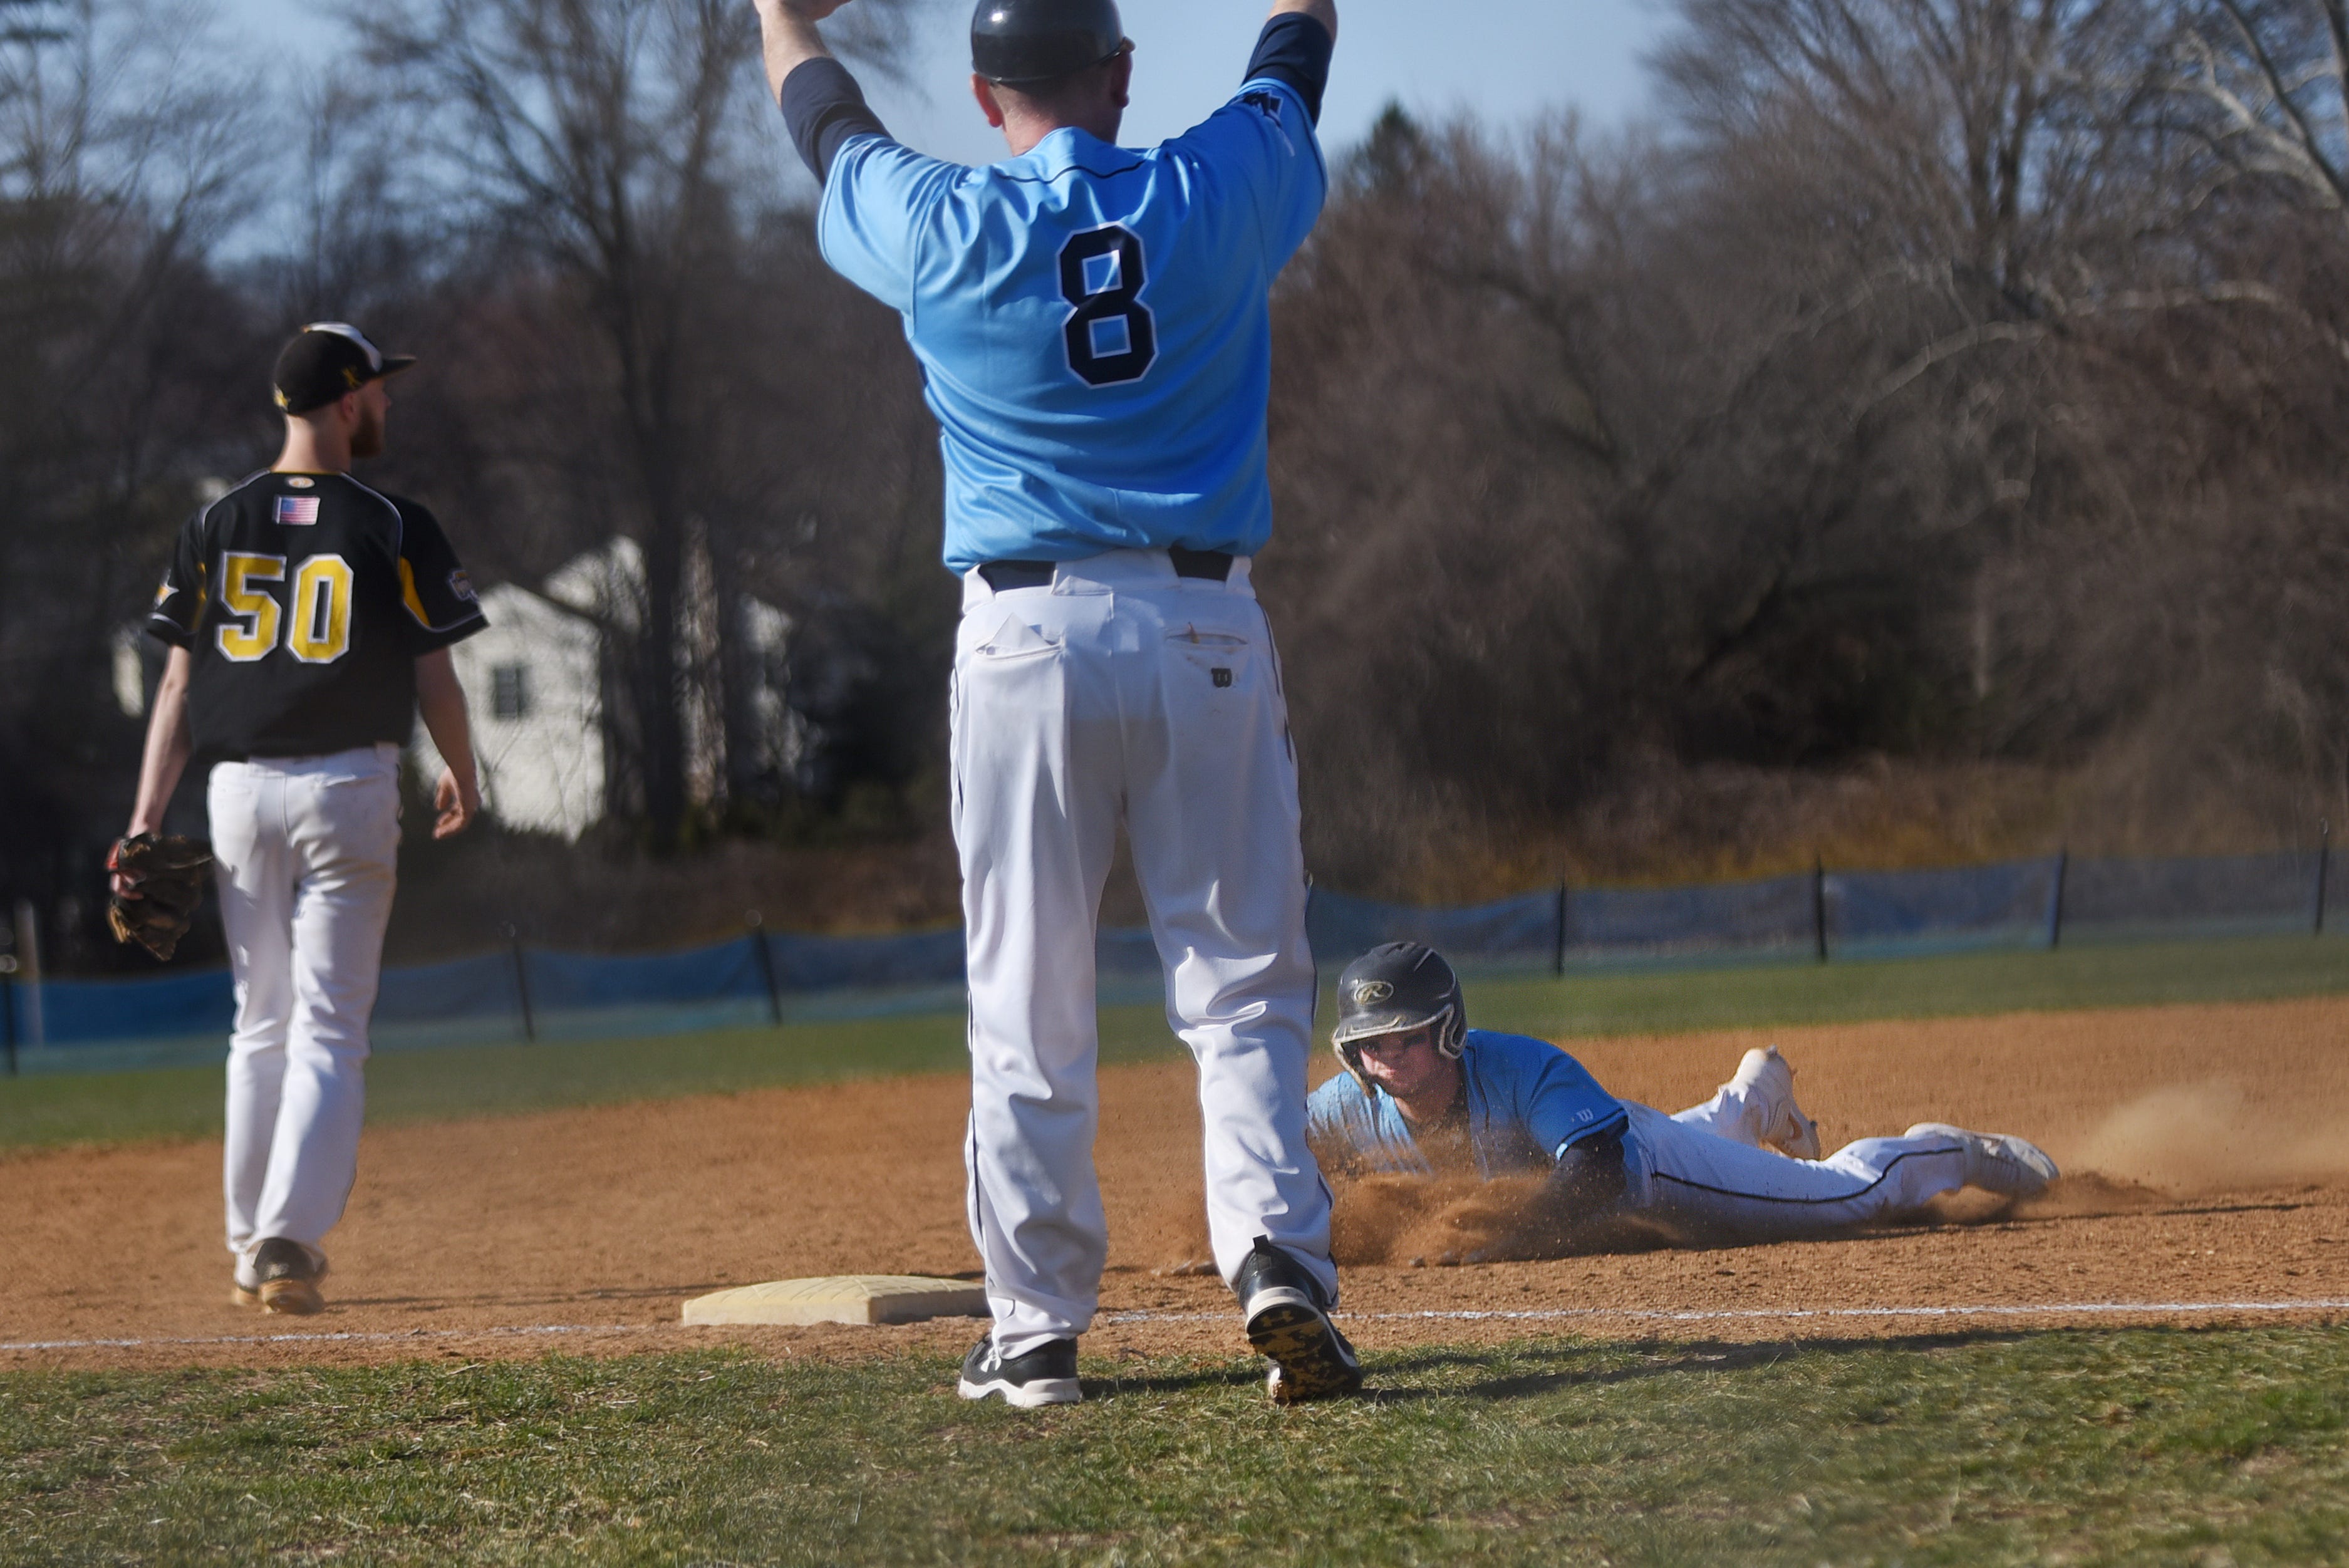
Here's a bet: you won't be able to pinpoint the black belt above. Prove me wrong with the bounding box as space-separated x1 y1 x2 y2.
979 548 1233 593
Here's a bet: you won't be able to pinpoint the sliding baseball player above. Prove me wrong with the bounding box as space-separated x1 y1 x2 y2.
1310 944 2059 1257
752 0 1356 1404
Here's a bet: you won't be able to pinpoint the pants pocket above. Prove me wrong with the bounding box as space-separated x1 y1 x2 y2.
1164 626 1253 693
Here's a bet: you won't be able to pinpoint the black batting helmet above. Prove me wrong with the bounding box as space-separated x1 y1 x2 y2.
1331 943 1467 1091
972 0 1127 86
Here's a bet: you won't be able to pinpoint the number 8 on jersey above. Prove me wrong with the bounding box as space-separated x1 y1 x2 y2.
1060 226 1156 387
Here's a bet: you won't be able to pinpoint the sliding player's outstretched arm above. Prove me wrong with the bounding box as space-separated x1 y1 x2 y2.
1473 1132 1639 1261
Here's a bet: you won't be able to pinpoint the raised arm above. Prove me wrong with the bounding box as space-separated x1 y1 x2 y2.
1245 0 1338 127
754 0 897 184
1268 0 1336 41
752 0 849 104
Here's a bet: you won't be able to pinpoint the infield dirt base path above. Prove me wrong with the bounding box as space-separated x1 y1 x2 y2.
5 997 2346 1371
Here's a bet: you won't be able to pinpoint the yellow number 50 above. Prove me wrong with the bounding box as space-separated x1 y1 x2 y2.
215 552 353 665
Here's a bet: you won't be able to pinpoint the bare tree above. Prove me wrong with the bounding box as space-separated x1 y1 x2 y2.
0 0 270 961
2157 0 2349 232
353 0 923 846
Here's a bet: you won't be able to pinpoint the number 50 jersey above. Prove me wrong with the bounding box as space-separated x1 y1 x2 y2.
819 73 1327 575
146 472 488 764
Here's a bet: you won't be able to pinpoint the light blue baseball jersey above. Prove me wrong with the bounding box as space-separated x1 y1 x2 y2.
1307 1031 1631 1181
818 76 1327 574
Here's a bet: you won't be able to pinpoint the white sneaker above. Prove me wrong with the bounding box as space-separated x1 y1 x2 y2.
1905 1123 2060 1198
1731 1046 1822 1160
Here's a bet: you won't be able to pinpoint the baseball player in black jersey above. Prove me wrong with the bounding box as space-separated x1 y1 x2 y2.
119 323 488 1314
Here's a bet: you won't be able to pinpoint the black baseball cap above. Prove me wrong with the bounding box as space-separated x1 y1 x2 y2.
272 322 417 415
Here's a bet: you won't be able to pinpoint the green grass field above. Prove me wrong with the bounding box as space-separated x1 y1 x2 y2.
4 1329 2345 1565
8 935 2349 1563
6 932 2347 1151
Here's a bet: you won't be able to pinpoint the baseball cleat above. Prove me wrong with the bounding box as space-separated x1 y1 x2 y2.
1906 1123 2060 1198
1731 1046 1822 1160
957 1336 1081 1408
234 1238 328 1316
1233 1236 1362 1405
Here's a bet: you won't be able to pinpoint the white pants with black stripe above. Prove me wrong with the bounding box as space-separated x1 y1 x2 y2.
209 745 402 1266
952 551 1334 1360
1623 1103 1978 1245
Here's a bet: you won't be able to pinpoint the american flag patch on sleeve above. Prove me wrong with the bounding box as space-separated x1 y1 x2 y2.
275 496 320 526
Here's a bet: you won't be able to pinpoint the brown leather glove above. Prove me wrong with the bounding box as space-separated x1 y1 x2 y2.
105 833 214 961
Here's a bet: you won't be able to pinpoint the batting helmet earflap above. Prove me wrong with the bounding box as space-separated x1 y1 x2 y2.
972 0 1127 86
1331 943 1467 1091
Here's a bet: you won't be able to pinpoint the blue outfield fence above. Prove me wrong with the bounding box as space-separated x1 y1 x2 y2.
1 843 2337 1073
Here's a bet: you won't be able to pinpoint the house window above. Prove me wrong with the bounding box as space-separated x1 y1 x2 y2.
491 663 531 721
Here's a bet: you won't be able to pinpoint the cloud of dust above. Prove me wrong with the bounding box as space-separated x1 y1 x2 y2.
2072 1080 2349 1196
1328 1173 1551 1266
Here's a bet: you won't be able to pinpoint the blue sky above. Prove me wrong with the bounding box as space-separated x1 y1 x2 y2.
217 0 1671 164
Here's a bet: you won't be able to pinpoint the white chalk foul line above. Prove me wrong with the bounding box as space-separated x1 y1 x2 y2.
6 1299 2346 1354
0 1323 660 1354
1102 1299 2349 1327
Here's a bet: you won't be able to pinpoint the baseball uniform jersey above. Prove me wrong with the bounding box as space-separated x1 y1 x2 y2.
805 31 1328 571
147 471 486 759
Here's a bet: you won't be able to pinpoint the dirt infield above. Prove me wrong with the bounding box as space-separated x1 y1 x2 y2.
5 996 2346 1371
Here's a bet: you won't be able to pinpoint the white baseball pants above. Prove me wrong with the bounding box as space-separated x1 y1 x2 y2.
1623 1103 1981 1245
953 551 1333 1359
208 744 402 1265
1671 1074 1790 1147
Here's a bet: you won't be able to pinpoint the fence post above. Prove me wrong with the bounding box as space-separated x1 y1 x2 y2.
1552 882 1569 978
12 899 41 1048
1304 878 1319 998
2047 847 2070 951
1 962 15 1077
747 910 784 1025
1812 855 1829 963
504 924 537 1043
2316 820 2332 937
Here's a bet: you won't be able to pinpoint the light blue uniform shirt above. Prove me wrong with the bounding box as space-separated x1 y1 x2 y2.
818 78 1327 574
1307 1031 1631 1181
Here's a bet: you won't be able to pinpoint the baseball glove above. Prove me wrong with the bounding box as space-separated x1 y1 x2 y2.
106 833 213 962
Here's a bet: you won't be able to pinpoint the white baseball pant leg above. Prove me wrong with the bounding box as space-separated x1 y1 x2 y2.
1621 1103 1979 1245
210 744 402 1264
954 551 1332 1360
1671 1080 1775 1147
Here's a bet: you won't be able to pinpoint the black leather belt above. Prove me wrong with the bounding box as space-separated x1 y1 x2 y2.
979 549 1233 593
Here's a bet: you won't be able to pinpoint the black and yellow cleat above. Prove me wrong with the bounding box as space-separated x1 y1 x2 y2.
1233 1236 1362 1405
234 1238 327 1316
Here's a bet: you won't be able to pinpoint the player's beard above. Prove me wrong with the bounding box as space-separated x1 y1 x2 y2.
349 402 386 460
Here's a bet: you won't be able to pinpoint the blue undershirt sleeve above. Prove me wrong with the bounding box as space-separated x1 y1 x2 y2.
780 57 891 184
1242 13 1335 125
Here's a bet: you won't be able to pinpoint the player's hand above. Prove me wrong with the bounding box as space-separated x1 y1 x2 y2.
433 768 481 839
111 822 160 896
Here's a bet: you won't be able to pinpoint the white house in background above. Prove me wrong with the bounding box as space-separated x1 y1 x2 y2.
410 537 796 840
410 581 606 839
